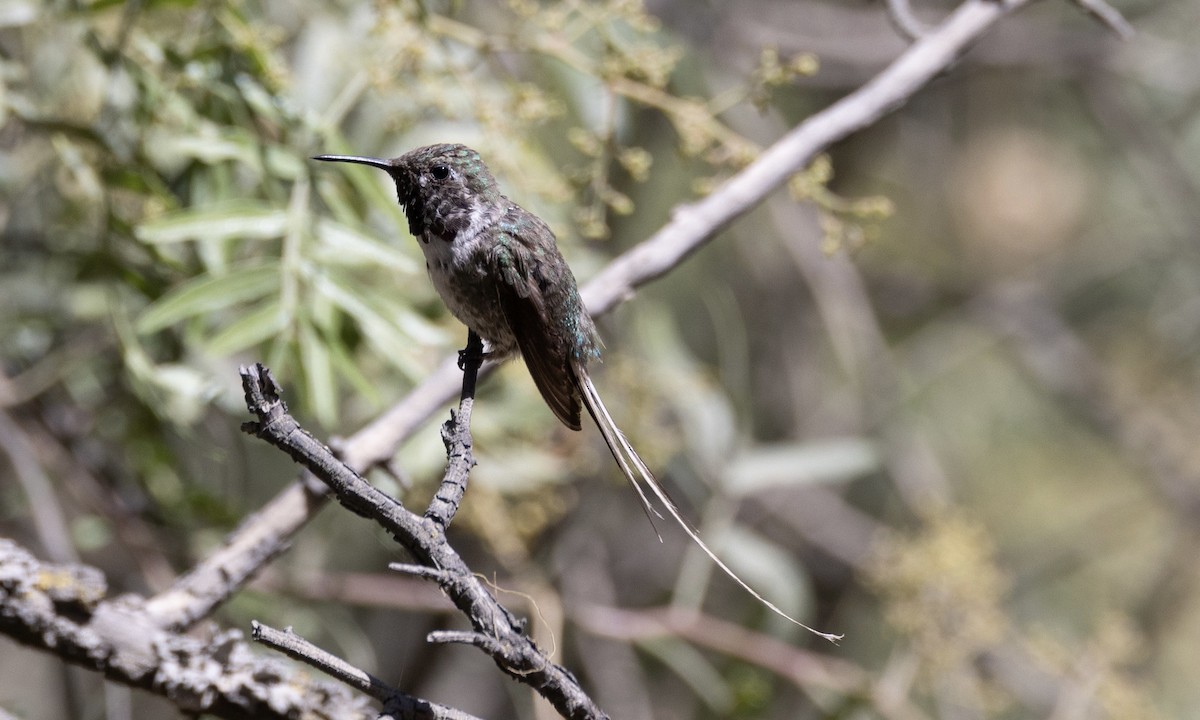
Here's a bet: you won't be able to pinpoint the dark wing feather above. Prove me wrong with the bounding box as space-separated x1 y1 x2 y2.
491 238 583 430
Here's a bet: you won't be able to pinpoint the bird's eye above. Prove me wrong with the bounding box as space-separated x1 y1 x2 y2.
430 165 450 180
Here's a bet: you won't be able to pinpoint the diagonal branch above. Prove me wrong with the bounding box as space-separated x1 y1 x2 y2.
239 363 606 720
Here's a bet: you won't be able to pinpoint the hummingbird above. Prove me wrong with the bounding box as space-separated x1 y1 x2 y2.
314 144 837 640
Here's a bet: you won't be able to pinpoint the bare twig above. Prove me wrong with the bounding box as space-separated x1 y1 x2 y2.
239 363 607 720
427 630 507 655
250 621 480 720
239 365 405 522
250 619 396 700
390 562 455 582
250 621 397 702
425 330 483 532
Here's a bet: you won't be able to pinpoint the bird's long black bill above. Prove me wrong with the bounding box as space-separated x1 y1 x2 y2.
312 154 394 171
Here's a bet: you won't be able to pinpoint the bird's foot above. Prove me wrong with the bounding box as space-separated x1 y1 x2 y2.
457 346 491 371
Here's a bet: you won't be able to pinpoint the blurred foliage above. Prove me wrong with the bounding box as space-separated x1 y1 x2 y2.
2 0 1198 719
868 512 1010 672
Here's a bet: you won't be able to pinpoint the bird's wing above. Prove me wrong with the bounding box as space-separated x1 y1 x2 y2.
490 234 583 430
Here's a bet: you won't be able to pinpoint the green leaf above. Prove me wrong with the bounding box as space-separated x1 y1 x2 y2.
204 298 286 356
142 129 254 171
235 73 283 124
313 218 417 272
137 262 281 333
135 202 288 245
310 272 430 378
299 321 336 426
367 293 448 346
326 333 383 407
310 272 392 330
265 146 306 180
723 438 879 496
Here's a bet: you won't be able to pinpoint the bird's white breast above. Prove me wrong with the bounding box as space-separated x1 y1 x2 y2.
417 200 512 350
418 201 495 287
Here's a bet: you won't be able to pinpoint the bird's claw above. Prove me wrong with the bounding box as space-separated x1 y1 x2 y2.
457 347 488 371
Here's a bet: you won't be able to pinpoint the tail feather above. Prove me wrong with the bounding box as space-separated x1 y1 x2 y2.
577 366 665 538
575 366 842 643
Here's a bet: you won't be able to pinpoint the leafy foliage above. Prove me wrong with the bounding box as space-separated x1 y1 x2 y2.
2 0 1191 719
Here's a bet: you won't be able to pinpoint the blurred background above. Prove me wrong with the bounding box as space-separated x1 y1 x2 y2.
0 0 1193 718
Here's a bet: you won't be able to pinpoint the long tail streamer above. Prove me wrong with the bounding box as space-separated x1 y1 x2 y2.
576 366 842 643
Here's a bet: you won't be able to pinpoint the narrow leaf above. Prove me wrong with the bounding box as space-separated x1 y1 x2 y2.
204 299 286 356
136 202 288 244
326 335 383 406
724 438 879 496
313 218 417 272
299 321 336 426
143 131 253 170
311 272 436 380
137 262 281 333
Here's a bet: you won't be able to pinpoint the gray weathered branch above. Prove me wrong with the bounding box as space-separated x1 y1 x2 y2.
0 538 375 720
239 363 606 720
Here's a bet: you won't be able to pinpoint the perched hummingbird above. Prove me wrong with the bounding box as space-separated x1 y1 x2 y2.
315 144 837 640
